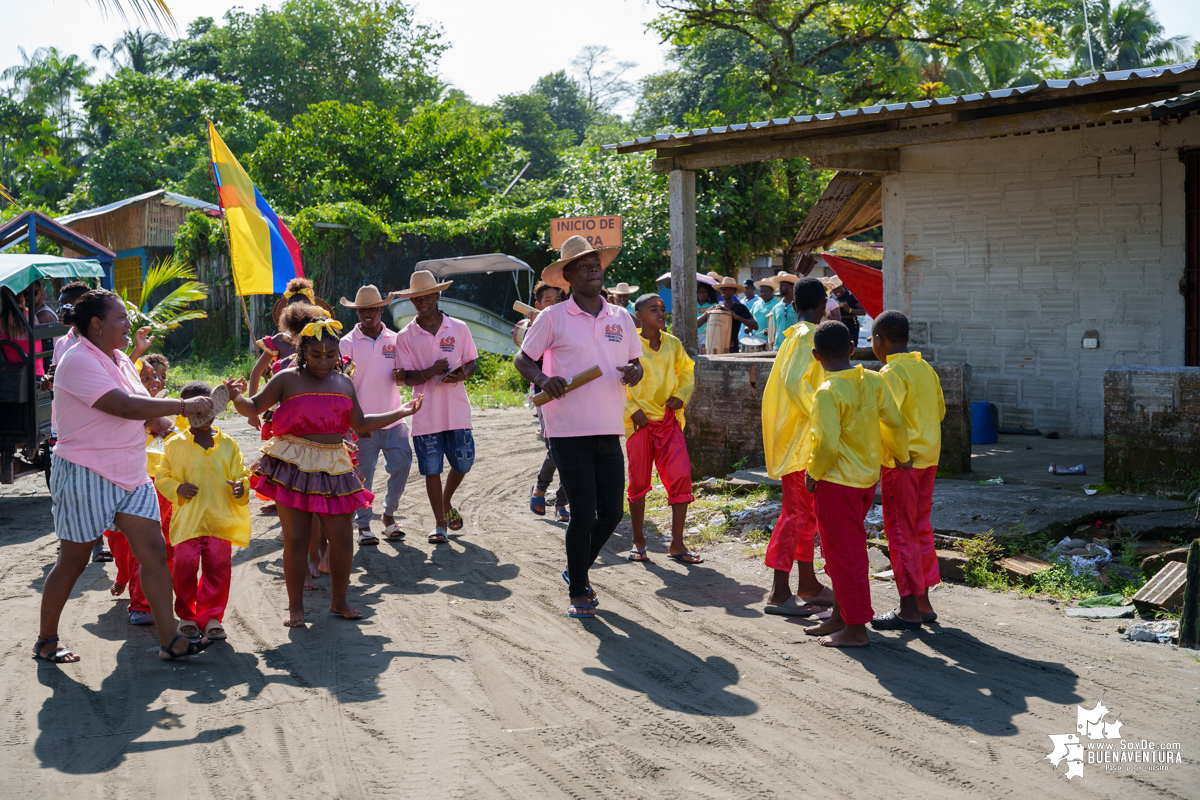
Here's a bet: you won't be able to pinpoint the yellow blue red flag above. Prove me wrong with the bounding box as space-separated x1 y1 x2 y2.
207 120 302 294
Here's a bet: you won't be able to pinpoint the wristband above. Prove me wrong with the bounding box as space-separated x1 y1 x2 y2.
180 398 185 415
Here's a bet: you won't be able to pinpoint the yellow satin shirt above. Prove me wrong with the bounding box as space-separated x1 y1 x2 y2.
761 322 823 478
879 351 945 469
154 426 252 548
807 366 910 488
624 331 695 437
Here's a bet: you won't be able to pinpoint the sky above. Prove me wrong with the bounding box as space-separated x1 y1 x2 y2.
0 0 1196 116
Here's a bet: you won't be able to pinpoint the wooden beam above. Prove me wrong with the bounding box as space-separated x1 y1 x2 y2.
669 169 698 354
809 150 900 172
650 91 1189 172
615 72 1198 155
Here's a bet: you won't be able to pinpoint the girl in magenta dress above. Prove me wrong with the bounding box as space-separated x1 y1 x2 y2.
227 304 421 626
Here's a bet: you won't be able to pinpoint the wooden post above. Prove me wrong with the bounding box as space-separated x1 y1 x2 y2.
669 169 698 353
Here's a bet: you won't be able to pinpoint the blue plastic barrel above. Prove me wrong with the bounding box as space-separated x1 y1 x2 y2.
971 401 998 445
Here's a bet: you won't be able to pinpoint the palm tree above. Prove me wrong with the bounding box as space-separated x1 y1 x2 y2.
93 29 171 74
2 47 95 141
1067 0 1191 75
119 257 208 342
90 0 175 31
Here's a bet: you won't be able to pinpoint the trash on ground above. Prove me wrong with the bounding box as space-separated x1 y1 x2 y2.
994 554 1054 583
1124 619 1179 643
1048 463 1086 475
865 504 884 526
1065 606 1134 619
1050 536 1112 574
977 477 1004 485
1131 561 1186 612
871 569 895 581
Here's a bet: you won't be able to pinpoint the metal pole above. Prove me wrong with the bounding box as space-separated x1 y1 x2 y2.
1082 1 1097 77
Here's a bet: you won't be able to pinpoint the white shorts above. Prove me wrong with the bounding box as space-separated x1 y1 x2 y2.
50 456 159 544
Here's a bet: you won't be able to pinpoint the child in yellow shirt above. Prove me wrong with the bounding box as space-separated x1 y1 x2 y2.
869 311 946 629
625 294 700 564
803 321 910 648
760 278 832 616
155 381 252 641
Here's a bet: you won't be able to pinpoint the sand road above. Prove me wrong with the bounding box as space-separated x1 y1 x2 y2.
1 407 1196 799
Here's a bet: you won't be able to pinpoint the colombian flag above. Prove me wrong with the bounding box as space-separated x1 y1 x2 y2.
207 121 303 294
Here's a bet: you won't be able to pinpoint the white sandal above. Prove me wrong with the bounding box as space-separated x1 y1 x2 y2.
176 619 200 638
357 529 379 546
383 522 405 540
203 619 227 640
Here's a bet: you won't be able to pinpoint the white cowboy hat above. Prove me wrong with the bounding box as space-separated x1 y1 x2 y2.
396 270 454 299
541 235 620 290
339 284 397 309
609 281 639 294
712 276 742 290
753 278 780 289
821 275 844 291
772 271 799 284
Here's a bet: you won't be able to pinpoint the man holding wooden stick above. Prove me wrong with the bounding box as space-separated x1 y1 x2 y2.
516 235 644 619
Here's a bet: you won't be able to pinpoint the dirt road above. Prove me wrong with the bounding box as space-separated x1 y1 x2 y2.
2 407 1197 799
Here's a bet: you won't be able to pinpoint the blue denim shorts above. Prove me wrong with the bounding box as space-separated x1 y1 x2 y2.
413 428 475 476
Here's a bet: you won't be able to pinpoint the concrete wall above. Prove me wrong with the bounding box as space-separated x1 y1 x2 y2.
685 354 972 478
883 113 1199 437
1104 366 1200 495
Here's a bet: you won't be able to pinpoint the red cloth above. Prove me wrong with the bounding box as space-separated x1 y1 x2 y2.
110 490 175 613
765 471 818 569
821 254 883 318
813 479 876 625
626 411 694 505
881 465 940 597
172 536 233 627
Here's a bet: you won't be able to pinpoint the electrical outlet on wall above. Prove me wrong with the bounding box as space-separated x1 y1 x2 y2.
1082 329 1100 349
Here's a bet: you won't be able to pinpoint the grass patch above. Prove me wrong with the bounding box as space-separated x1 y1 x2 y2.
631 473 780 554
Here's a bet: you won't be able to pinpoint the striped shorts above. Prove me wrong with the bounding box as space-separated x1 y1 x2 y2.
50 455 160 544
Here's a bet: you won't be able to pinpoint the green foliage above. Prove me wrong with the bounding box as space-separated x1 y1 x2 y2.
120 257 209 343
960 531 1011 590
249 100 508 220
173 0 447 124
1066 0 1190 74
174 210 226 267
290 202 392 258
396 199 561 255
497 93 573 181
168 349 260 395
465 353 527 408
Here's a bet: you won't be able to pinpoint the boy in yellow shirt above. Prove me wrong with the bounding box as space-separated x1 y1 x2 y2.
761 278 833 615
803 321 910 648
869 311 946 629
625 294 700 564
155 382 252 641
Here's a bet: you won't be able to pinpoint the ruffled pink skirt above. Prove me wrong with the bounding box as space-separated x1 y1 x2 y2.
250 435 373 516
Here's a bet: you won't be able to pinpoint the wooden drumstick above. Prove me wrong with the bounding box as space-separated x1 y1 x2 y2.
513 301 537 316
531 365 603 407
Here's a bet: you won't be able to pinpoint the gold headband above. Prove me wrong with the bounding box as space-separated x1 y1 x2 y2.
284 287 316 305
300 318 343 341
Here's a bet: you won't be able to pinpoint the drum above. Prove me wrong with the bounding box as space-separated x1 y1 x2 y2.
739 336 767 354
705 309 731 355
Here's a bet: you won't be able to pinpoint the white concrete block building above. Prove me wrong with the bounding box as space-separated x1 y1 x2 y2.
608 64 1200 438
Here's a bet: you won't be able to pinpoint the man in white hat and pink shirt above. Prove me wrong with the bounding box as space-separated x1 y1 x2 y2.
394 270 479 544
516 235 644 619
339 284 412 545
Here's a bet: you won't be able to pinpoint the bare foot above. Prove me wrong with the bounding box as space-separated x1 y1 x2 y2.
798 585 835 605
329 601 363 620
804 618 846 637
284 609 307 627
304 573 318 591
109 581 126 597
818 625 870 648
318 553 331 575
308 559 321 579
274 532 284 542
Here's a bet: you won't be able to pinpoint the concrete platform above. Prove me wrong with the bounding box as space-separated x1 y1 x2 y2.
970 434 1103 490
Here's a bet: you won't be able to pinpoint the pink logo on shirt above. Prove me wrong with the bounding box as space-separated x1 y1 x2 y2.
439 335 455 353
382 344 396 359
604 323 623 343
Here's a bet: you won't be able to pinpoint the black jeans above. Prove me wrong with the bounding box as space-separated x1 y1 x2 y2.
535 441 569 508
548 435 625 598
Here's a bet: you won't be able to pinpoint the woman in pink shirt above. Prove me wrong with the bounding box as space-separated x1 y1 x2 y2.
38 290 217 664
516 236 644 619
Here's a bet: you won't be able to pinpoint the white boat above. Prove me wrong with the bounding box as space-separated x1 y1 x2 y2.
387 253 534 356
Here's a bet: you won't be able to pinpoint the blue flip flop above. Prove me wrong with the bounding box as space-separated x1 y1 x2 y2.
529 487 546 516
561 570 598 607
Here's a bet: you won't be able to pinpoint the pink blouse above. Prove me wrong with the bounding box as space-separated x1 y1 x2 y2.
271 392 352 437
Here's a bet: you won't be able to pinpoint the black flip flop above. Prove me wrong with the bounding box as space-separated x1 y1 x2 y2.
869 610 922 630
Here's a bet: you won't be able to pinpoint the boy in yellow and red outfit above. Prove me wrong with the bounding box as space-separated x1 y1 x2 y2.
624 294 700 564
761 278 831 616
870 311 946 629
155 381 251 640
803 321 910 648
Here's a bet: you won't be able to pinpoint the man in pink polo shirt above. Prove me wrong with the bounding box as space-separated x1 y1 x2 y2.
395 270 479 544
516 235 644 620
339 284 413 545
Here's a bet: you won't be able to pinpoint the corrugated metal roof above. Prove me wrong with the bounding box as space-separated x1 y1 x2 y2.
606 62 1200 152
56 189 217 225
787 173 883 273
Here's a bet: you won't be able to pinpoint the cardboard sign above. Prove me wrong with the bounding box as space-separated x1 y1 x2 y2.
550 216 623 249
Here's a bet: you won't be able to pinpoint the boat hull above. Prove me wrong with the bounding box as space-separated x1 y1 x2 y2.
389 298 518 357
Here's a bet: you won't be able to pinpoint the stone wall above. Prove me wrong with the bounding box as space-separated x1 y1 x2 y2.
685 354 972 478
882 113 1199 437
1104 366 1200 495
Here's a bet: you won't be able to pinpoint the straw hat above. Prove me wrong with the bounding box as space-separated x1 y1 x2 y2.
753 278 779 290
541 235 620 290
772 270 799 285
712 276 742 290
339 284 396 309
706 271 722 281
609 281 639 295
821 275 844 292
272 294 334 329
396 270 454 299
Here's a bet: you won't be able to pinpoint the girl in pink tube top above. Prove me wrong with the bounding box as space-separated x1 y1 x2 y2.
226 304 422 627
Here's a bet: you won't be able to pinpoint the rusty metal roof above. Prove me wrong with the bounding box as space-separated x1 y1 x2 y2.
606 62 1200 153
786 172 883 273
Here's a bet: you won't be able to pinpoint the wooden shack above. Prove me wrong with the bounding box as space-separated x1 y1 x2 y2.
58 189 217 305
